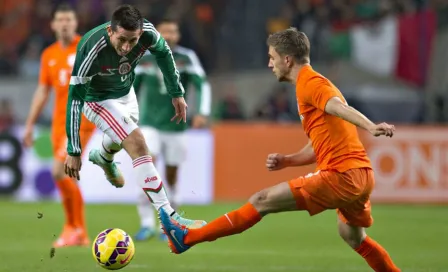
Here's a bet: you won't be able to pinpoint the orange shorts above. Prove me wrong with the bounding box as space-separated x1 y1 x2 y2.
52 127 96 162
288 168 374 228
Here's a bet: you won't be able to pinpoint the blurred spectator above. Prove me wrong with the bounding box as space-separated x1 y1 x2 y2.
254 85 299 122
0 99 15 133
18 39 41 78
215 87 245 121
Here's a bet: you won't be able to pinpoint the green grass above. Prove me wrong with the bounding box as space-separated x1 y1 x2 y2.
1 201 447 271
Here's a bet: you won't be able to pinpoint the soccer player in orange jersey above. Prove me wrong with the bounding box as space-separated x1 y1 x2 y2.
160 28 401 271
23 3 96 248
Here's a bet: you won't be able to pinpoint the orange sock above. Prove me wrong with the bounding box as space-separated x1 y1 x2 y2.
55 177 77 228
72 184 87 235
185 202 262 246
355 236 401 272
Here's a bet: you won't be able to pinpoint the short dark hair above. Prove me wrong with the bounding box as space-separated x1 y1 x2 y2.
111 4 143 31
267 27 310 64
52 2 76 19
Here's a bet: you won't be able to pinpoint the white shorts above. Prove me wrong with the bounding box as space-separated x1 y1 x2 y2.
141 126 187 166
83 87 139 145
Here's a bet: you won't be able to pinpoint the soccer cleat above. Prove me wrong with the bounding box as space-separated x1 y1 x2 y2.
171 213 207 229
88 149 125 188
134 227 156 241
53 228 85 248
78 236 90 247
159 209 190 254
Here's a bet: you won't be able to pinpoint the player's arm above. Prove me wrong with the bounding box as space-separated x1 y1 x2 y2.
285 140 316 166
187 51 212 127
23 85 51 145
144 29 184 98
65 44 97 158
143 22 186 123
23 51 52 147
324 97 375 131
308 79 395 137
266 140 315 171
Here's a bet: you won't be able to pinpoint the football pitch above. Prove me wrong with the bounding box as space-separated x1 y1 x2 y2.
1 201 447 272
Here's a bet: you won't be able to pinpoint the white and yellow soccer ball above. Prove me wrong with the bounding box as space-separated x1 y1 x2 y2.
92 228 135 270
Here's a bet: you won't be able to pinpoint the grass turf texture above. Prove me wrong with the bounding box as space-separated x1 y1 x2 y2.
1 201 447 271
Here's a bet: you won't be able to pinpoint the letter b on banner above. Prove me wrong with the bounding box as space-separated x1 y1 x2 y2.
0 132 23 195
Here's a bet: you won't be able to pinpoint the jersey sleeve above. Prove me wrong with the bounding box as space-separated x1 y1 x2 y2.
38 49 52 86
303 76 341 112
66 36 105 156
185 51 211 116
141 21 184 98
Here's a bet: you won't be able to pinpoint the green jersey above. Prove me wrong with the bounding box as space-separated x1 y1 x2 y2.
66 20 184 156
134 46 211 132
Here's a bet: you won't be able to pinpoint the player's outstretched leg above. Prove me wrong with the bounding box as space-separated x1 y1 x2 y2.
89 134 125 188
160 181 297 254
338 218 400 272
122 129 206 229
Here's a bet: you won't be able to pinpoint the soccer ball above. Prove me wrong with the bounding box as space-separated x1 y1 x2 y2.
92 228 135 270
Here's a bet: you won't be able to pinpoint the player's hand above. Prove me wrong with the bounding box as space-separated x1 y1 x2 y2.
192 115 208 128
369 122 395 137
266 153 288 171
171 97 188 124
64 155 82 180
22 128 34 148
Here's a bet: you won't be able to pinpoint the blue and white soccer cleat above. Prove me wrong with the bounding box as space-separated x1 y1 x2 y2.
171 213 207 229
159 209 190 254
88 149 125 188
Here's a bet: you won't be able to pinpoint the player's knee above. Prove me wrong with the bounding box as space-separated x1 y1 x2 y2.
338 226 366 249
122 129 149 158
248 189 271 216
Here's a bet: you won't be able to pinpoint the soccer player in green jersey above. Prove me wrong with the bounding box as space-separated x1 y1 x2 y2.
63 4 206 229
132 18 211 241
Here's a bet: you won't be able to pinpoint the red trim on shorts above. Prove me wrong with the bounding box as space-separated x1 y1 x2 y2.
86 102 128 140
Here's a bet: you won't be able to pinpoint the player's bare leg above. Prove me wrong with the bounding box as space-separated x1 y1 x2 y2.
160 181 296 253
52 160 87 247
338 218 401 272
122 128 206 229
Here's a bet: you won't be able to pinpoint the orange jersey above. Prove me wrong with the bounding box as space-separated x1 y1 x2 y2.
295 65 371 172
38 35 94 132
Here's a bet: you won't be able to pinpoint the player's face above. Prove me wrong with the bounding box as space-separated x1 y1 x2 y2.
107 26 143 56
157 22 180 47
51 11 77 41
268 46 289 82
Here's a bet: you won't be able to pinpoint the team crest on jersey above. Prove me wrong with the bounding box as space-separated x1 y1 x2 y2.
122 116 131 124
118 62 131 75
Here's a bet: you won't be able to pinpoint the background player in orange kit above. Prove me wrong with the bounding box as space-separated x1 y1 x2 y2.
23 3 96 248
160 27 401 272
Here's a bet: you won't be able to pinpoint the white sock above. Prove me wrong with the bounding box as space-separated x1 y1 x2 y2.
100 133 121 161
132 155 175 215
137 189 156 229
